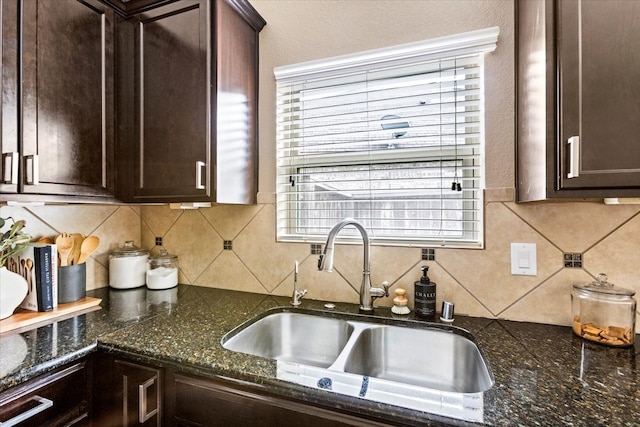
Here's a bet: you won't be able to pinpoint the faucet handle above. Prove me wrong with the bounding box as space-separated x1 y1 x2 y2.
292 289 307 306
382 281 390 297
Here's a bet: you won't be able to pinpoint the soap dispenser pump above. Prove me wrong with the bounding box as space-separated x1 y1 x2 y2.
414 265 436 318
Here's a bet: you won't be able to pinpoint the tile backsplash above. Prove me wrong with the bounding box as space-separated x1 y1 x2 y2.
2 189 639 331
0 204 141 291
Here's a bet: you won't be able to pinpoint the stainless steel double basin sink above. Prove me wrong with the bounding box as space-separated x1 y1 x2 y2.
221 308 493 422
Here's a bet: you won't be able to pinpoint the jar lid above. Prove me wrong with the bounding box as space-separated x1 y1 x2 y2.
573 273 636 297
111 241 149 257
149 249 177 261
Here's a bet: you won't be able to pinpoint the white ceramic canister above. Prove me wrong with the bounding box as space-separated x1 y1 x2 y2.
108 241 149 289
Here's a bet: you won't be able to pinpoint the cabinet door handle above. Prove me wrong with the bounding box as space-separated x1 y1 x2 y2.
0 396 53 427
566 136 580 179
25 154 39 185
195 161 206 190
138 376 159 423
2 152 18 184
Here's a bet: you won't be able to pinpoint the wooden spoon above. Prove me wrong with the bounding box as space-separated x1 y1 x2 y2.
77 235 100 264
55 233 75 267
25 259 33 293
71 233 85 265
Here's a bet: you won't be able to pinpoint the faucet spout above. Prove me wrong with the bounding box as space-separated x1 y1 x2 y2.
318 218 388 313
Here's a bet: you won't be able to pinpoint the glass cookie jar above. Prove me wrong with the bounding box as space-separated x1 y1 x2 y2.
146 249 179 290
571 273 636 347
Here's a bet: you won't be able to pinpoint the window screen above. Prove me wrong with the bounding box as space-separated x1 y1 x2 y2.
275 28 498 248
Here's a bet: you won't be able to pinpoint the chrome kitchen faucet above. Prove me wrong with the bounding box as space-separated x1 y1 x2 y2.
318 219 389 313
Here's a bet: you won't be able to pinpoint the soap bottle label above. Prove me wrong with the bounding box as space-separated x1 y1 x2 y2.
415 283 436 317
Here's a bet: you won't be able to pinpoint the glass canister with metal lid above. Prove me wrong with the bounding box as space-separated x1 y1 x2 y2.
109 241 149 289
146 249 178 290
571 273 636 347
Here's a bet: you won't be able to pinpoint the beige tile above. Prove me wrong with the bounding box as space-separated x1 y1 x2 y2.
163 210 222 283
329 244 419 296
271 256 360 304
140 221 156 254
140 205 182 237
0 206 57 240
500 268 591 326
27 205 119 236
438 202 563 316
394 263 493 318
178 269 191 285
200 204 263 239
586 213 640 303
2 205 136 290
194 250 266 293
507 201 640 253
91 206 142 267
390 261 492 317
234 204 308 291
86 257 108 290
328 244 365 290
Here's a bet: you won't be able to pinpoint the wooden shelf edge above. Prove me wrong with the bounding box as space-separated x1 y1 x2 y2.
0 297 102 334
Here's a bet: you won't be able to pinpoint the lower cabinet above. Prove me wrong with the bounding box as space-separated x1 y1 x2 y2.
170 374 392 427
92 353 163 426
92 353 396 426
0 359 91 427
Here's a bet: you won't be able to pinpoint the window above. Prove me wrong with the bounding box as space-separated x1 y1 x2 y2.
275 28 498 248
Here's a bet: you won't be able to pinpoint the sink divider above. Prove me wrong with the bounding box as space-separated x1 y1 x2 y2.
325 321 379 372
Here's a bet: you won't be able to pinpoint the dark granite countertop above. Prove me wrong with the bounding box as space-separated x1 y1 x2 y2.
1 285 638 426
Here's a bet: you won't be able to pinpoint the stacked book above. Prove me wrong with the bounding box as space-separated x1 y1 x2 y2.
6 243 58 312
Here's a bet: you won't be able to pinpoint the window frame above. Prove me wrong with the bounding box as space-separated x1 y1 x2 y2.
274 27 499 249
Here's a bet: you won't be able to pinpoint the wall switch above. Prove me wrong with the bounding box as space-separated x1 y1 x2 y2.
511 243 537 276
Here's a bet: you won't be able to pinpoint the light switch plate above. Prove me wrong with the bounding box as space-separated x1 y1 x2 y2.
511 243 537 276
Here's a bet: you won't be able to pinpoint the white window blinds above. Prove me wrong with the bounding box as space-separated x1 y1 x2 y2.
275 28 498 248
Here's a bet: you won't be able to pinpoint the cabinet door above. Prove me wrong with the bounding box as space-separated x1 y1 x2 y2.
215 0 260 204
20 0 115 197
0 0 19 194
0 360 91 427
93 355 163 426
172 374 393 427
558 0 640 190
130 0 209 202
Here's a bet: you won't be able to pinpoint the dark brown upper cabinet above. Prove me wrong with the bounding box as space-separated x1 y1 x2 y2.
516 0 640 202
115 0 265 204
1 0 116 201
1 0 19 195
